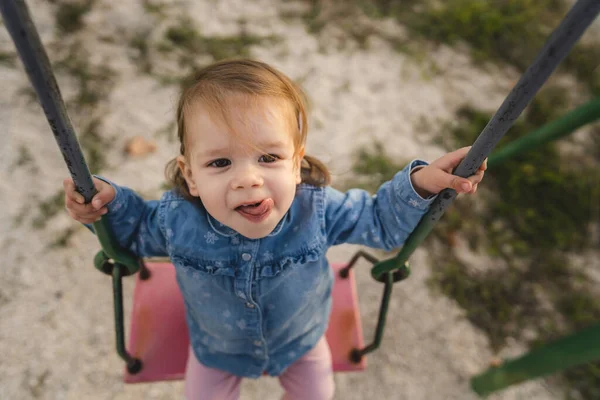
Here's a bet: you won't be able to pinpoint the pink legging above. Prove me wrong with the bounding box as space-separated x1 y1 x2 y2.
184 336 335 400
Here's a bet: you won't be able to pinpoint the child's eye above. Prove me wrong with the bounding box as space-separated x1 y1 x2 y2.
207 158 231 168
259 154 280 163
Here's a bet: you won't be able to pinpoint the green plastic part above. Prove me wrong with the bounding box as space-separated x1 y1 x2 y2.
471 322 600 396
92 219 139 275
488 97 600 168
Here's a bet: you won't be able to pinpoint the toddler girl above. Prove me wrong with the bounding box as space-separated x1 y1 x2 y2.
64 59 486 400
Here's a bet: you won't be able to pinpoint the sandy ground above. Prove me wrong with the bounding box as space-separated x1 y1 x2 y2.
0 1 569 399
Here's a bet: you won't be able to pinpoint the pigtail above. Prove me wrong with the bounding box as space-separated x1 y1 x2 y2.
301 154 331 187
164 157 196 201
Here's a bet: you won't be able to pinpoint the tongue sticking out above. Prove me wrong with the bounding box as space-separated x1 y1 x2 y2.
237 198 273 216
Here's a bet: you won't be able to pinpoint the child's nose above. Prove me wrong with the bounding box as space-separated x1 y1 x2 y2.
231 165 263 189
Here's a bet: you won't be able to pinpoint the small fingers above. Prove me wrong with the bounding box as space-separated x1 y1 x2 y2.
66 209 97 224
433 146 472 171
65 195 95 216
67 206 108 223
467 169 485 185
63 176 113 223
63 178 85 205
479 158 488 171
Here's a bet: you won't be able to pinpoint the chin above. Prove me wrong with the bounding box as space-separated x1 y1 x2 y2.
238 228 272 240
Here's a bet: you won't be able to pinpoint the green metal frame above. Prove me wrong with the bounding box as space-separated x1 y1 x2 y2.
488 97 600 168
472 322 600 397
339 251 410 362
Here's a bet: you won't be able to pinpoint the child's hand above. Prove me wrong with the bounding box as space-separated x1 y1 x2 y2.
410 147 487 198
63 177 116 224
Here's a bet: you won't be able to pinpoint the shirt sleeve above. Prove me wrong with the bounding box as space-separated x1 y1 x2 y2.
324 160 436 250
89 176 168 258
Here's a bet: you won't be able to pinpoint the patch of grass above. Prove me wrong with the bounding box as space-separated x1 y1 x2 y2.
141 0 168 17
54 0 95 35
129 29 153 74
358 0 600 95
561 361 600 400
51 43 114 173
163 18 280 64
437 96 599 397
0 51 16 67
79 118 110 174
296 1 381 50
297 1 600 93
301 0 326 35
349 141 406 192
12 145 35 170
54 42 114 112
350 90 600 398
429 256 542 350
564 45 600 96
16 85 38 105
443 88 599 253
32 191 65 229
48 227 77 248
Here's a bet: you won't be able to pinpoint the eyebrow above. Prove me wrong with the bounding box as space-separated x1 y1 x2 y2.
197 140 289 158
198 147 230 158
257 140 288 150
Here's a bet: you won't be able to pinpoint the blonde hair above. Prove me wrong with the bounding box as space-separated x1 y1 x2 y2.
165 58 330 200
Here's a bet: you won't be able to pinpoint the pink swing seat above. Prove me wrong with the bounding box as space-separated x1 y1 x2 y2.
124 261 366 383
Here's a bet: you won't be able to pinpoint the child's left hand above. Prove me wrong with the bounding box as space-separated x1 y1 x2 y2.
410 146 487 198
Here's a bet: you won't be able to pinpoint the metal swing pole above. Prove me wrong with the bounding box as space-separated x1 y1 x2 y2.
0 0 142 373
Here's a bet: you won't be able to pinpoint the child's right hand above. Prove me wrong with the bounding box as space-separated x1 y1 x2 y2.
63 177 116 224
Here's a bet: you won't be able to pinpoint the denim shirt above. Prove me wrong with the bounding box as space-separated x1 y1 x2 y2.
97 160 435 378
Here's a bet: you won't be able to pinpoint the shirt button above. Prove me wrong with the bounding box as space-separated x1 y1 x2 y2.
242 253 252 261
246 302 255 308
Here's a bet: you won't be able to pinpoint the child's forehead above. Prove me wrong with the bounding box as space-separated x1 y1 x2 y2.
190 94 294 127
185 95 296 151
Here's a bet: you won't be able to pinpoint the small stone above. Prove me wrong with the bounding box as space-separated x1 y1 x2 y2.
489 358 503 368
125 136 157 157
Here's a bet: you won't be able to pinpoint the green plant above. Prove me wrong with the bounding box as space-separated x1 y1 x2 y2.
78 118 110 174
350 141 406 192
54 42 114 112
32 191 65 229
54 0 95 35
370 0 599 94
0 50 16 67
163 18 279 65
349 90 600 398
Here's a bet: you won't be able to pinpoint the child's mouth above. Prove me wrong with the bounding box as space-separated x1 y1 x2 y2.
235 198 274 223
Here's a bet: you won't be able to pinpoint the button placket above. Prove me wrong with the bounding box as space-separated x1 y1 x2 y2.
238 245 257 308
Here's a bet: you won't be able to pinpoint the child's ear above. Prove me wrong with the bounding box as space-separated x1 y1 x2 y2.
177 155 199 196
295 148 305 184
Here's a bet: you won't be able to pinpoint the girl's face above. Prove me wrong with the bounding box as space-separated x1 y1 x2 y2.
178 96 304 239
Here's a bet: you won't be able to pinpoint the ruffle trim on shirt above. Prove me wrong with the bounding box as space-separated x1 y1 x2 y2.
257 243 324 278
